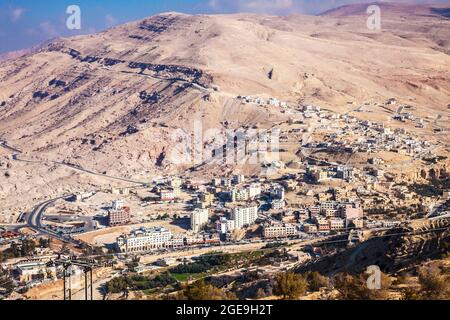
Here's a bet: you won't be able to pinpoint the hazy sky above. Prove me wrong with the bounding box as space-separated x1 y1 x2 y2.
0 0 445 53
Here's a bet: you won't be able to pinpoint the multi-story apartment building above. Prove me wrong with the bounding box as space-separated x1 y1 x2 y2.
352 218 364 229
263 223 297 238
190 208 209 233
320 201 338 211
108 207 131 227
269 185 285 200
199 192 214 206
160 189 175 201
230 188 249 202
329 218 346 231
339 203 364 220
216 217 236 234
304 224 318 234
309 206 321 215
232 174 245 185
112 200 125 210
221 178 232 188
248 183 262 199
271 199 285 210
314 217 330 232
230 205 258 229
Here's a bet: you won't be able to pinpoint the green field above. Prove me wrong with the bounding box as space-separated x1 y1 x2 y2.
172 273 205 282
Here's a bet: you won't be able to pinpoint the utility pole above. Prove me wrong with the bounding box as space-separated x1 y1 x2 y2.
48 258 113 300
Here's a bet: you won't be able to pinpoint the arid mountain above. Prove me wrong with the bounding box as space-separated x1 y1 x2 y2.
321 2 450 18
0 2 449 221
0 41 51 62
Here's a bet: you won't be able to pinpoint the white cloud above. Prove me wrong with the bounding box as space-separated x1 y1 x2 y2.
27 22 59 38
10 7 25 22
39 22 59 38
208 0 297 14
105 14 118 27
206 0 445 15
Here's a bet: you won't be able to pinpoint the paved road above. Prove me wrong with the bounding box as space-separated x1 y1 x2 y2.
25 197 82 244
0 140 22 153
2 137 148 185
57 162 147 185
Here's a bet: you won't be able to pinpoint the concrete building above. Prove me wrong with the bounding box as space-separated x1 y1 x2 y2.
199 192 214 206
314 217 330 232
112 200 125 210
116 227 173 253
340 203 364 220
443 190 450 200
352 218 364 229
304 224 318 234
108 207 131 227
232 175 245 185
269 185 285 200
160 189 177 201
263 223 297 239
170 177 183 189
191 208 209 233
337 166 354 181
271 199 285 210
230 188 249 202
15 261 57 283
221 178 232 188
248 183 262 199
329 218 346 231
230 205 258 229
216 217 236 234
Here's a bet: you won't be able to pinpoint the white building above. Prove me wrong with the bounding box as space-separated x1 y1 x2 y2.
15 261 57 282
271 199 285 210
217 217 236 234
230 188 249 202
329 218 346 231
112 200 125 210
263 223 297 239
160 189 176 201
231 206 258 229
170 177 183 188
116 227 173 253
191 208 209 233
248 183 262 199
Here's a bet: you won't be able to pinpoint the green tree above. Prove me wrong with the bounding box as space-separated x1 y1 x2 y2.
39 237 51 248
177 280 236 300
0 269 14 296
20 239 36 256
106 276 130 294
273 272 308 300
405 264 450 300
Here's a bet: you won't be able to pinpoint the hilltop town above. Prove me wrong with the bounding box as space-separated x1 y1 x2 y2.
1 94 449 300
1 2 450 300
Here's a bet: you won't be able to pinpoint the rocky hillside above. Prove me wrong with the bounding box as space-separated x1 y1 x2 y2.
298 218 450 276
0 2 449 219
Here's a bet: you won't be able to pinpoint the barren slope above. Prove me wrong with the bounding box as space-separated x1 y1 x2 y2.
0 2 449 220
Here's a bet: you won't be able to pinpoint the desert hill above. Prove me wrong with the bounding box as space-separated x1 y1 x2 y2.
0 2 449 221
